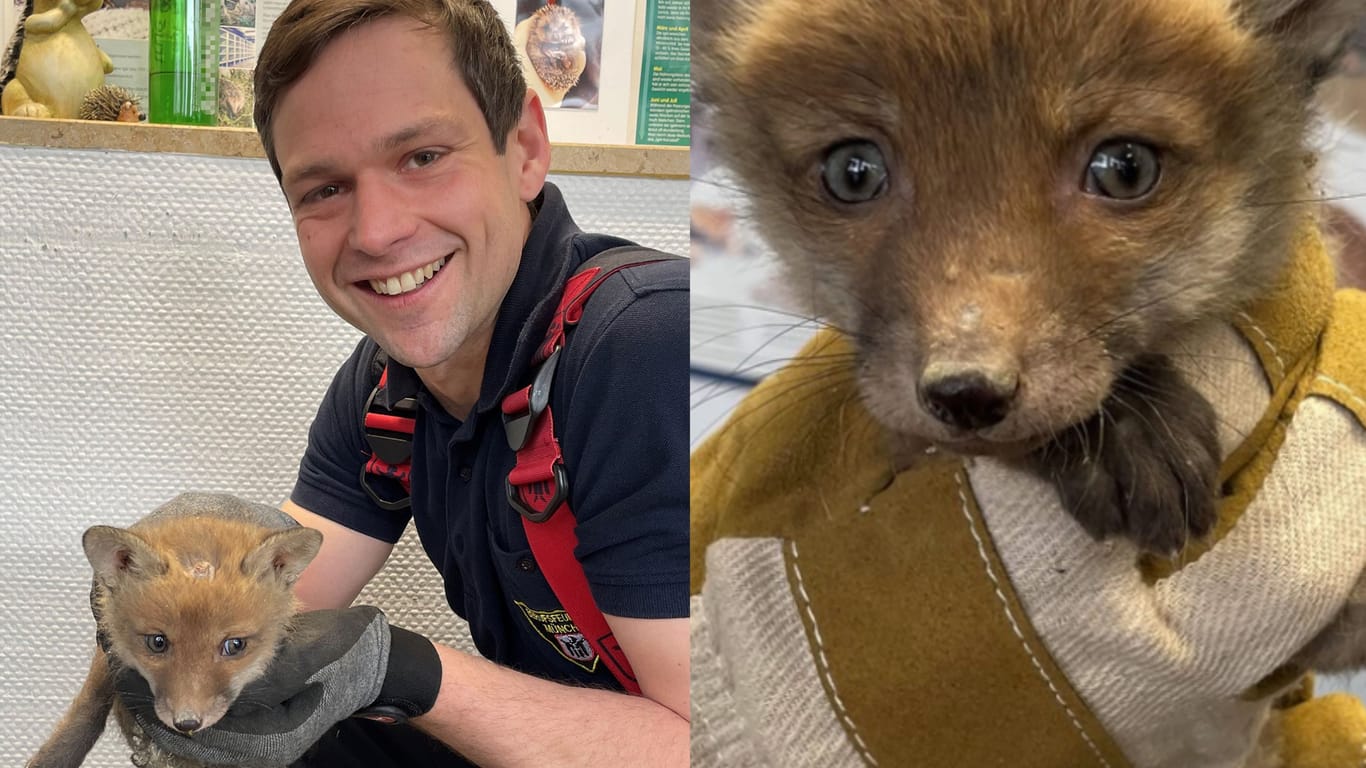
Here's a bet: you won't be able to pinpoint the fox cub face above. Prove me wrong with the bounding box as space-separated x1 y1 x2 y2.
695 0 1361 453
84 517 322 734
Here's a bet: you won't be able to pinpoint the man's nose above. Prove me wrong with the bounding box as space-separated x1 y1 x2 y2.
347 176 417 256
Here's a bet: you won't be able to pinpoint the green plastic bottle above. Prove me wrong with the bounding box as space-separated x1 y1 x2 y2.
148 0 220 125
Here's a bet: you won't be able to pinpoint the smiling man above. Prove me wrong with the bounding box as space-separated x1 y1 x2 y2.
111 1 688 766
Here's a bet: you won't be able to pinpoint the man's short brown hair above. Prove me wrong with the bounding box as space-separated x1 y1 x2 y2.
253 0 526 180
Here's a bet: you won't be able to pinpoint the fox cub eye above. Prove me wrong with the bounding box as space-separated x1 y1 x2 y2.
144 634 168 653
1084 140 1160 200
821 140 889 203
220 638 247 657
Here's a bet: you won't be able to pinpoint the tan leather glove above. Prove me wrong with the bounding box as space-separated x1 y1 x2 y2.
691 233 1366 768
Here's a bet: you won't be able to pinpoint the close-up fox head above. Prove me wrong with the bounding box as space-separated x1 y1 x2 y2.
84 517 322 735
694 0 1362 455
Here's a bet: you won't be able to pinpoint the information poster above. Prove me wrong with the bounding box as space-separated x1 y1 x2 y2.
97 38 150 113
218 20 256 127
255 0 286 58
634 0 687 146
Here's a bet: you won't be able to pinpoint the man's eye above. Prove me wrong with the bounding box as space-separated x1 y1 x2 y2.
409 150 442 168
306 184 341 203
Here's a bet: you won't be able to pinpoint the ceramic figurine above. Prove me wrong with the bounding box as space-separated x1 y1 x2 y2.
1 0 112 119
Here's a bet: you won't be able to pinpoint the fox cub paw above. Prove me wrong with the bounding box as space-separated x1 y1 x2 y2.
1035 355 1221 556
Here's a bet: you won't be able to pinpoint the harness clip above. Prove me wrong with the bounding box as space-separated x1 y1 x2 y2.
506 461 569 523
503 347 561 451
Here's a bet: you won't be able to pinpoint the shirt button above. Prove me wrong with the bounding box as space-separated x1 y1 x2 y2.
458 466 472 481
516 557 537 573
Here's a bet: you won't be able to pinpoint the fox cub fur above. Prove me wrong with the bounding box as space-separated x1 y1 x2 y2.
693 0 1365 555
28 493 322 768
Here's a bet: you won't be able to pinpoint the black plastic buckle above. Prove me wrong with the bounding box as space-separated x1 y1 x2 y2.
506 461 569 523
504 347 561 451
365 430 414 466
361 384 418 512
359 465 412 512
362 385 419 460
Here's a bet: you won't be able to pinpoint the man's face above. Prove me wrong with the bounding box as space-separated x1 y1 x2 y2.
272 16 544 373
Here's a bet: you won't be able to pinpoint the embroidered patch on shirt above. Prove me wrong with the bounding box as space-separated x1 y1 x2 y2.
515 601 600 673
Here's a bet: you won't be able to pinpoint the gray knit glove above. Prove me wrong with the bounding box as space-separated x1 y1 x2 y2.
114 606 441 766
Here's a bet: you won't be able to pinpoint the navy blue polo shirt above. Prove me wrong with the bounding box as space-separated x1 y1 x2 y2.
290 182 688 690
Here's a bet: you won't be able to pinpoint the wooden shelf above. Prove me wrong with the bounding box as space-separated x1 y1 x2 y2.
0 115 689 179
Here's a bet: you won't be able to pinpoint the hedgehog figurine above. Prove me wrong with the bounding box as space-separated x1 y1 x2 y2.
78 83 141 122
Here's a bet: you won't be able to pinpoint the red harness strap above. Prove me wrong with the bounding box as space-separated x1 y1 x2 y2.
362 249 679 696
500 259 670 696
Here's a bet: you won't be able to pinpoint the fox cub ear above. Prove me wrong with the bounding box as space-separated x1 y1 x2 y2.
242 527 323 586
1235 0 1365 81
83 526 167 585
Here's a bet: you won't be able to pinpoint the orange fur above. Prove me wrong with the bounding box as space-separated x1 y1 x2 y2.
29 513 320 768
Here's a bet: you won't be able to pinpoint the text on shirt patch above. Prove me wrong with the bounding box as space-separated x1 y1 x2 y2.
515 600 601 673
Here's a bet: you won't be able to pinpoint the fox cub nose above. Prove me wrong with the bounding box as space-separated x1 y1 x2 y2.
919 366 1018 431
173 715 202 734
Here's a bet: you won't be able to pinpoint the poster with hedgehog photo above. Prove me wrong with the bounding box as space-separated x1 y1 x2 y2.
492 0 639 145
514 0 602 111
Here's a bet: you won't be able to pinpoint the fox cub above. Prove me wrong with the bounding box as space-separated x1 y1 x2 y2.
693 0 1365 555
28 493 322 768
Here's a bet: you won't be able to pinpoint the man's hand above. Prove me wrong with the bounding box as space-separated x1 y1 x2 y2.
113 607 441 767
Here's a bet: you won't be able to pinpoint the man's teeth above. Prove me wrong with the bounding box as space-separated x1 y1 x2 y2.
369 257 446 296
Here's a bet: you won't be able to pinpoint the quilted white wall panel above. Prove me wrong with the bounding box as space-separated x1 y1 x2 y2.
0 141 686 767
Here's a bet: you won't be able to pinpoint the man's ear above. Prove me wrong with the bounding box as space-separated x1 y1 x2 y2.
1235 0 1366 82
83 526 166 586
510 88 552 203
243 527 324 587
